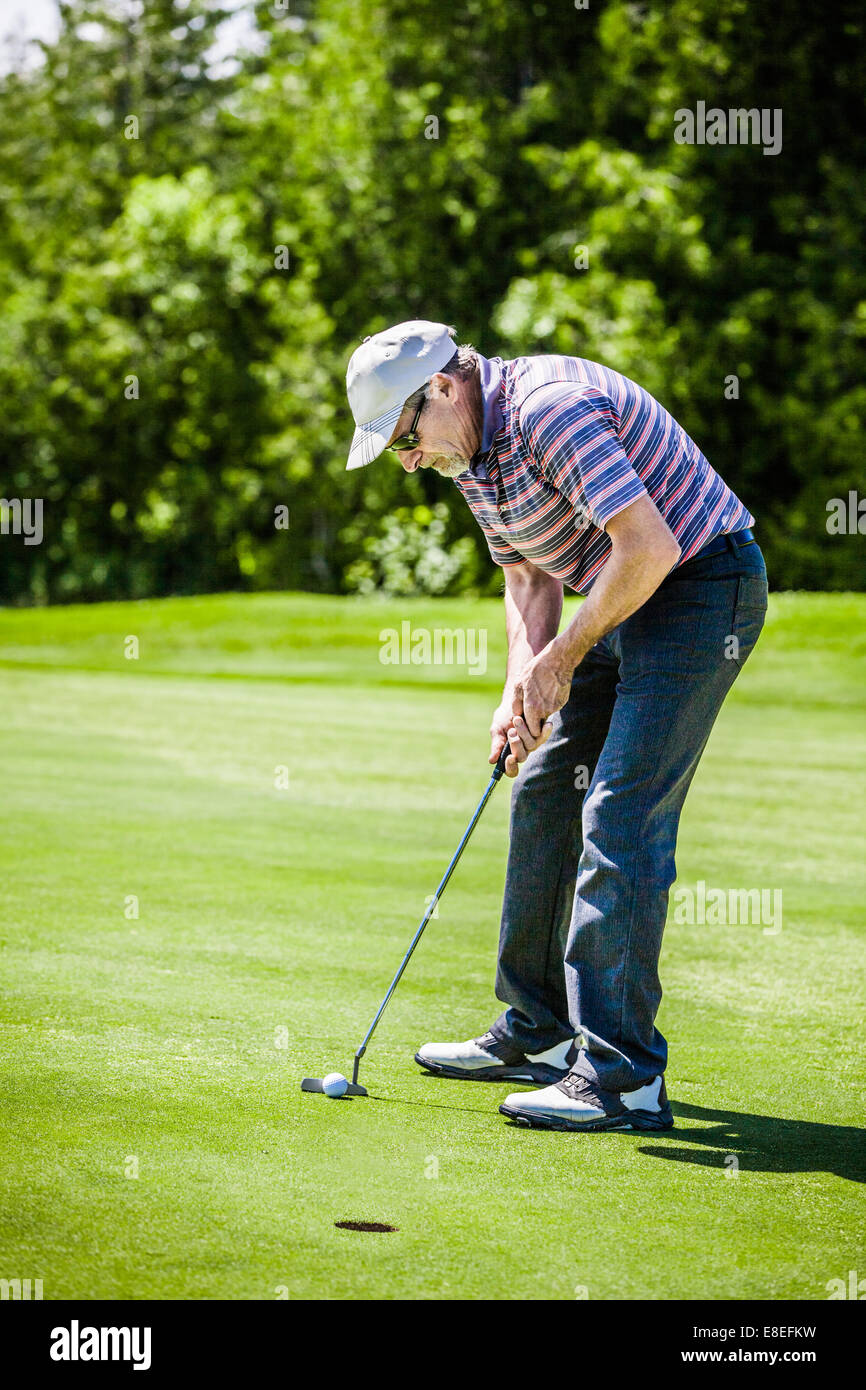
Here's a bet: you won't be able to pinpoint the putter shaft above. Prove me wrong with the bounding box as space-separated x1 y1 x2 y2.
351 746 509 1087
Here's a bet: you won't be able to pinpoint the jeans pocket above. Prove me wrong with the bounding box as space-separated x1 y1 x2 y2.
632 580 712 675
731 574 768 669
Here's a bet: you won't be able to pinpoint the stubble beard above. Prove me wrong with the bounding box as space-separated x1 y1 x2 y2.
431 455 470 478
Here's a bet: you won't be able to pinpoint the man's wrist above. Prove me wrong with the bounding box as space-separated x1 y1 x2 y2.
551 630 584 677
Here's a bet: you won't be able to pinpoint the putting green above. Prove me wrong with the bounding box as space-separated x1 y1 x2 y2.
0 591 863 1300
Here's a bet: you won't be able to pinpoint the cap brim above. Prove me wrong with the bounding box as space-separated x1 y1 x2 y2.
345 404 404 471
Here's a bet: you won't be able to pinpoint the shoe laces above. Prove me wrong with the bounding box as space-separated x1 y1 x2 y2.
558 1072 605 1104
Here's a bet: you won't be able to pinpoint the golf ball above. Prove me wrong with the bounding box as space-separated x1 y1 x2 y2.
322 1072 349 1098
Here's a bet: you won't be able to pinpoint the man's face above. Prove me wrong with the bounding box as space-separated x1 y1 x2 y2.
387 370 481 478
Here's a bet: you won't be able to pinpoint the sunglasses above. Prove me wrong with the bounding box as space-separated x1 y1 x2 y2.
389 400 424 452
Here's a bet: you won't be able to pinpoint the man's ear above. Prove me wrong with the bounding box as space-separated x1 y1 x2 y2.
426 371 453 400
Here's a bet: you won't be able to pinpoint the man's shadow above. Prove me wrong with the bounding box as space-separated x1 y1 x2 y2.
639 1101 866 1183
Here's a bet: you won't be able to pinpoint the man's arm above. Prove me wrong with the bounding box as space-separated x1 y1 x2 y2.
509 495 681 759
503 560 564 688
488 560 563 775
552 493 681 674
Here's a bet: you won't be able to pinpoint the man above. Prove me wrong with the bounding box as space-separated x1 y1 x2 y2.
344 320 768 1132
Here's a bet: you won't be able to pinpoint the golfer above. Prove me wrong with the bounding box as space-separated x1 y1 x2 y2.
345 321 768 1132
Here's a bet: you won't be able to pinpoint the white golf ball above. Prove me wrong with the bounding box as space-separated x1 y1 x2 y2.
322 1072 349 1098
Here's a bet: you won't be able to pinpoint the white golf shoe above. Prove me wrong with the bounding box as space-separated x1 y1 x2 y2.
415 1031 578 1084
499 1071 674 1131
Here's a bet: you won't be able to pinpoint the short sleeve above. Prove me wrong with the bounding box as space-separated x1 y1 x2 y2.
473 506 524 568
518 382 647 530
454 480 524 568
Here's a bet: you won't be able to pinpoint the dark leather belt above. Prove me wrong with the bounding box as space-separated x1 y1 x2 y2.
687 526 755 564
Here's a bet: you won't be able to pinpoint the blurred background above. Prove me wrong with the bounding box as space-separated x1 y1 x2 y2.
1 0 863 606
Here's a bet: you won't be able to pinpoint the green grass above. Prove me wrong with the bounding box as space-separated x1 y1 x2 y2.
0 590 864 1301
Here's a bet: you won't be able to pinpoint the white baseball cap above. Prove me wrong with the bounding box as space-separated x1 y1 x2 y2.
345 320 457 470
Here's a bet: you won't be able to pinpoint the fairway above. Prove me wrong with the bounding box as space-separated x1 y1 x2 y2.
1 591 864 1301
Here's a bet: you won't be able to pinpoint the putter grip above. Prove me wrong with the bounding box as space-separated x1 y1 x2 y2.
493 742 510 780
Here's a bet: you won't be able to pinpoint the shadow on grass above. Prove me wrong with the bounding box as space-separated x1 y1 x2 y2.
368 1091 501 1117
354 1070 548 1117
637 1101 866 1183
336 1085 866 1179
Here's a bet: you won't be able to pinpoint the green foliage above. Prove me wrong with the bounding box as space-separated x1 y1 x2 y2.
0 0 864 602
343 502 480 597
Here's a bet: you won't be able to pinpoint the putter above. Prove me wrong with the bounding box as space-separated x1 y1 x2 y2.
301 742 511 1097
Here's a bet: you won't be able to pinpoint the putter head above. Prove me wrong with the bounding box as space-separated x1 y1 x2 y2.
300 1077 369 1097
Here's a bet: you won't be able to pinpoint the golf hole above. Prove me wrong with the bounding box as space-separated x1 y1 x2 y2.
334 1220 398 1233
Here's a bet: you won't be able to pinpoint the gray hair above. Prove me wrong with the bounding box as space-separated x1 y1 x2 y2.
402 342 478 413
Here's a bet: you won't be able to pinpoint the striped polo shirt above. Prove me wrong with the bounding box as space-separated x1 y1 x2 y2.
454 354 754 594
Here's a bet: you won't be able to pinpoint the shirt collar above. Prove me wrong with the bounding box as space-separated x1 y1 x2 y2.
467 353 504 480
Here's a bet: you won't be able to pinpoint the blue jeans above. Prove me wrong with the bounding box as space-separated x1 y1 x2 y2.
489 537 768 1090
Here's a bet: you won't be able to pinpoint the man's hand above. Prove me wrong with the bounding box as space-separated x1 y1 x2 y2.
489 695 517 774
489 642 572 778
510 642 571 764
489 691 553 778
513 642 573 735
